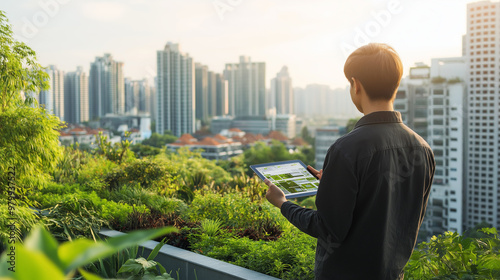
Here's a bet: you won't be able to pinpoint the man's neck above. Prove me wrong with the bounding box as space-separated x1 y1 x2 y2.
360 100 394 115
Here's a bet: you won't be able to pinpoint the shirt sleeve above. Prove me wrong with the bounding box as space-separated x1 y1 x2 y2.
280 146 358 244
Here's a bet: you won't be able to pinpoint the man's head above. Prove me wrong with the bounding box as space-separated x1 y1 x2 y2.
344 43 403 102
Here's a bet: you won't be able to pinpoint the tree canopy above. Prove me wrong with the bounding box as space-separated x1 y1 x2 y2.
0 10 62 202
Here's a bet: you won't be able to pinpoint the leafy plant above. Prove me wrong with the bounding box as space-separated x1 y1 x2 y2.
42 197 109 242
0 201 41 251
404 228 500 279
94 132 132 165
200 219 223 237
0 11 62 203
0 225 177 280
116 239 175 279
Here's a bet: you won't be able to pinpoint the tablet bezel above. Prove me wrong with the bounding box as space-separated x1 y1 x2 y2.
251 159 319 198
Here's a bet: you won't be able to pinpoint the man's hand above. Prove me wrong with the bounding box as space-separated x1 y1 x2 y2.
307 165 323 180
264 179 287 208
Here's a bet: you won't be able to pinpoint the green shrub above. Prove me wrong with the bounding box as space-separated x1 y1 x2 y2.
183 193 282 229
189 227 316 280
42 197 108 241
77 155 118 190
404 228 500 279
108 184 186 215
0 202 42 249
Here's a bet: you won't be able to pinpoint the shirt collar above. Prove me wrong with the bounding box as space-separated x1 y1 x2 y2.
354 111 403 129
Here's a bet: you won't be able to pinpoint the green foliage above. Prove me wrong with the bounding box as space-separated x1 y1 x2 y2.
108 184 187 215
116 239 174 280
104 158 176 192
184 193 282 229
0 201 41 248
94 132 133 165
0 225 177 280
346 117 360 133
190 227 316 280
52 146 93 184
0 11 48 111
404 229 500 279
0 11 62 203
29 185 149 226
162 147 232 187
215 155 247 176
130 143 163 159
77 154 118 192
200 219 223 237
301 126 314 146
141 132 177 148
84 245 139 279
42 197 108 242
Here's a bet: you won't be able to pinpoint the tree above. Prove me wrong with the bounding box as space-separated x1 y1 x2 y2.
141 132 177 148
345 117 360 133
301 126 314 146
0 10 62 203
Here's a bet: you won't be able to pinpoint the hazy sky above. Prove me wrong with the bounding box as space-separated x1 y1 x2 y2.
3 0 473 89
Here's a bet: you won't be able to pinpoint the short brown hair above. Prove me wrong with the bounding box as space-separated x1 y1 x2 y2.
344 43 403 101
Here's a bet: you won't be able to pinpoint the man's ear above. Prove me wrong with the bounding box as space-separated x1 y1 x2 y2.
352 78 361 94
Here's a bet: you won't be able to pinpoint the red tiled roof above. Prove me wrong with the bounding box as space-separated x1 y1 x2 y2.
197 137 222 146
267 131 288 141
177 134 197 144
213 134 230 142
69 127 86 133
229 128 243 132
291 137 308 146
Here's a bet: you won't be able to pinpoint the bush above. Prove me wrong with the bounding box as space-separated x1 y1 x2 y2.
189 227 316 280
42 197 108 241
108 184 186 215
404 228 500 279
184 193 282 230
0 201 41 251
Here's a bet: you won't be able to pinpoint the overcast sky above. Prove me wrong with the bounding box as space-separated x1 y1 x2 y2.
3 0 472 89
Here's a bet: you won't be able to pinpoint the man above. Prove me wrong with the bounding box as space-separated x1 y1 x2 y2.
264 43 435 280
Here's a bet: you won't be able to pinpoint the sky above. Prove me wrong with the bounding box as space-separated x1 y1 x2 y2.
3 0 474 89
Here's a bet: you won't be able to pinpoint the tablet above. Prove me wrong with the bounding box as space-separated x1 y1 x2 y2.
251 160 319 198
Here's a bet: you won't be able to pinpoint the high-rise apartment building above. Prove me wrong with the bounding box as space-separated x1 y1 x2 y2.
125 79 151 115
395 63 431 139
39 65 65 121
215 73 229 116
89 54 125 120
223 56 266 117
270 66 294 115
395 59 467 237
195 63 209 121
156 43 195 137
64 66 89 124
465 1 500 229
425 57 467 236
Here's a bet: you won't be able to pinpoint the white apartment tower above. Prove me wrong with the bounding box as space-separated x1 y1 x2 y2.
64 66 89 124
156 43 195 137
465 1 500 229
271 66 294 115
39 65 65 121
223 56 266 117
89 54 125 120
426 57 467 235
395 59 467 237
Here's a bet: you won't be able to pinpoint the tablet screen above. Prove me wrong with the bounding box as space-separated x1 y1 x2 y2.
251 160 319 198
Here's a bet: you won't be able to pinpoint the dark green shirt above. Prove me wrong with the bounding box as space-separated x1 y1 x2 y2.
281 111 435 280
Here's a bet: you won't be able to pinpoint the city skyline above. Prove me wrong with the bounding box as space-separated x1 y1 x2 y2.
3 0 473 89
